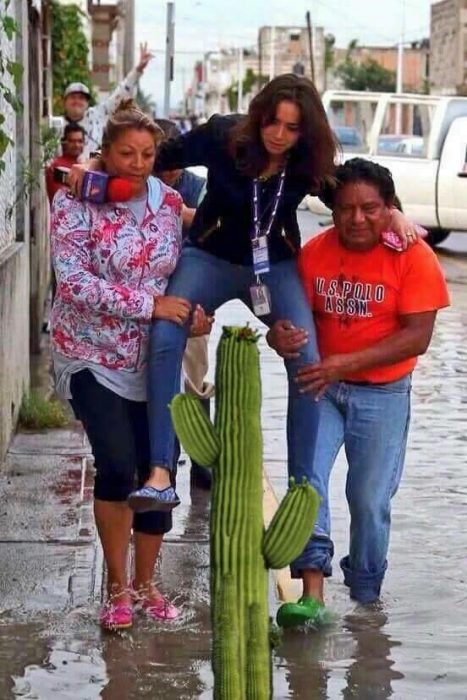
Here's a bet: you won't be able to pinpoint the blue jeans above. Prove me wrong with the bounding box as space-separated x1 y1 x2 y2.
291 375 411 604
148 246 320 485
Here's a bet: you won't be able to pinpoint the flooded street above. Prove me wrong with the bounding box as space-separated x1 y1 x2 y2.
1 216 467 699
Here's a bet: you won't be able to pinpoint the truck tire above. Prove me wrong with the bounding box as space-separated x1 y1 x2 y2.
425 229 450 247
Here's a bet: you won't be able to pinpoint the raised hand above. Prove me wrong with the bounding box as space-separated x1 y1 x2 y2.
137 42 154 73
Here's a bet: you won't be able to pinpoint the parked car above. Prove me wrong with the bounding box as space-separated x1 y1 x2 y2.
378 134 424 156
333 125 365 152
307 90 467 246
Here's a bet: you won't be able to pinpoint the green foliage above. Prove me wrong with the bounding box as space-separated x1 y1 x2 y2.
39 123 62 164
335 57 396 92
50 0 94 113
6 125 61 221
0 2 23 173
225 68 268 111
136 86 156 115
19 393 68 430
324 33 336 71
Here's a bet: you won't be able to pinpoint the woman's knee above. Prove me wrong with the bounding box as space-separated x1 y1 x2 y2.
348 492 389 527
93 458 135 501
150 319 187 357
133 510 172 535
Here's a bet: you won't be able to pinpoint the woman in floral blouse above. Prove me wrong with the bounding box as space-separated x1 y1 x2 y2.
50 100 208 631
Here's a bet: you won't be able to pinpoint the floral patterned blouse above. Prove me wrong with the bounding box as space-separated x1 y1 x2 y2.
50 176 183 372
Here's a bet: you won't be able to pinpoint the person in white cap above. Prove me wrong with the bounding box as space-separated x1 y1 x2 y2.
61 43 153 158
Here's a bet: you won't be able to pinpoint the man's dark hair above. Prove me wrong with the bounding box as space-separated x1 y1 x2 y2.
62 124 86 141
320 157 396 210
153 118 182 141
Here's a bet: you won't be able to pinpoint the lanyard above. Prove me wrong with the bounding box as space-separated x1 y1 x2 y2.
251 167 286 285
252 166 286 241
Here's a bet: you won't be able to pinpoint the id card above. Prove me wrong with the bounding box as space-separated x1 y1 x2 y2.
252 236 270 275
250 283 271 317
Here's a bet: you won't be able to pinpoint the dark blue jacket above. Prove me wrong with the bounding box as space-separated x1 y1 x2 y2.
155 114 309 265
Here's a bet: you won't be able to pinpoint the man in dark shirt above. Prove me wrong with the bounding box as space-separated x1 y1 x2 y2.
154 119 206 235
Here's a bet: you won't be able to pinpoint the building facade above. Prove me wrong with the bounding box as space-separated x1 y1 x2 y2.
258 25 326 93
87 0 135 95
430 0 467 94
186 24 326 118
331 44 429 93
0 0 51 459
187 48 260 117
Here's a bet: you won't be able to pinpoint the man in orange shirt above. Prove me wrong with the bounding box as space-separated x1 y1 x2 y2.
267 158 450 627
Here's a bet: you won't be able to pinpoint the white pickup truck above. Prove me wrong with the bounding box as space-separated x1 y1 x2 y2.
306 91 467 245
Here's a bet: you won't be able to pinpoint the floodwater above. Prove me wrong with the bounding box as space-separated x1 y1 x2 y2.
1 223 467 699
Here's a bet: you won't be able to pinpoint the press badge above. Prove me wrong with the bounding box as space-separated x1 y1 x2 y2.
252 236 270 275
250 283 271 317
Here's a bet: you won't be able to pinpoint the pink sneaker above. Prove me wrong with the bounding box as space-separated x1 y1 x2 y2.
141 595 180 621
131 581 180 621
100 600 133 631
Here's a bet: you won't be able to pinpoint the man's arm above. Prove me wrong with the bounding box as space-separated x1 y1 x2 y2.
92 43 153 118
296 311 438 396
182 204 196 229
156 114 232 171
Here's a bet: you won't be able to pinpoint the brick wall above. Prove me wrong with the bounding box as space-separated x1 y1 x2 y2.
0 0 50 459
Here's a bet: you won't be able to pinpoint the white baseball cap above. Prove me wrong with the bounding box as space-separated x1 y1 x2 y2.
64 82 91 98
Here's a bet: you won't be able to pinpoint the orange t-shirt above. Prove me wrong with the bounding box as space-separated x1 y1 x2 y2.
298 227 450 383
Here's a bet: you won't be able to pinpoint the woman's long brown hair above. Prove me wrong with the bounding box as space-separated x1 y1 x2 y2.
229 73 337 192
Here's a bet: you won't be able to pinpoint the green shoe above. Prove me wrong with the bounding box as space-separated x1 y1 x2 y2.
276 596 331 629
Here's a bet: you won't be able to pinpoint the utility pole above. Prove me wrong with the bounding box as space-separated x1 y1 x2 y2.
163 2 175 118
201 55 207 117
395 0 405 133
237 46 244 112
305 11 315 83
258 29 262 83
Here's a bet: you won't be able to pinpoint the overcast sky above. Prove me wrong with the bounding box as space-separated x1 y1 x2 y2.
135 0 434 112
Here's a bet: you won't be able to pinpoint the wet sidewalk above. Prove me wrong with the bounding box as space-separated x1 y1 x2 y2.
1 284 467 697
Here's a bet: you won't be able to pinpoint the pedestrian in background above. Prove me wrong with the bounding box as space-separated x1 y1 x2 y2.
267 158 449 627
50 100 210 631
60 43 153 158
45 124 85 204
154 119 206 234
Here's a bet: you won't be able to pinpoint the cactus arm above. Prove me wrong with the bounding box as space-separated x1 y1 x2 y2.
262 480 321 570
170 393 220 467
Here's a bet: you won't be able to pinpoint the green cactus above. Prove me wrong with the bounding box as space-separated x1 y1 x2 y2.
170 326 320 700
